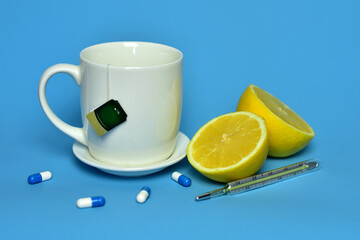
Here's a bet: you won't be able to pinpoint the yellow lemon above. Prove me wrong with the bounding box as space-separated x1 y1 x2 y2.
236 84 315 157
187 111 268 183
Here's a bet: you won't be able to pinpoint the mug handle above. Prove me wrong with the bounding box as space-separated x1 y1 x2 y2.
38 63 87 146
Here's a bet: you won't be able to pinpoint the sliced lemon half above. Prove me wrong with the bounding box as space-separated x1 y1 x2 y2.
187 111 268 183
236 84 315 157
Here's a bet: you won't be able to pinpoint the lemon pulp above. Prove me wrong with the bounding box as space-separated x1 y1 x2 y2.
187 111 268 182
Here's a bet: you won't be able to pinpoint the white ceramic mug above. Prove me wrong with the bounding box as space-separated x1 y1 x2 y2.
39 42 183 166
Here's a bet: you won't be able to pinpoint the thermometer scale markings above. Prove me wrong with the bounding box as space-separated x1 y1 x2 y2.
195 159 320 201
229 163 308 194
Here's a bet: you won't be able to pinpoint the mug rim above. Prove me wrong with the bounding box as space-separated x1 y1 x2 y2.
80 41 183 69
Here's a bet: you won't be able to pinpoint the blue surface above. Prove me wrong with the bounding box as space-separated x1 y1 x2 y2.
1 0 359 239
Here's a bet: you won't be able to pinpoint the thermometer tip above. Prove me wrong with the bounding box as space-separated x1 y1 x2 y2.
195 192 211 201
307 160 320 170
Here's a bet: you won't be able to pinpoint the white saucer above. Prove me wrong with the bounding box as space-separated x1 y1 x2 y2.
72 132 190 177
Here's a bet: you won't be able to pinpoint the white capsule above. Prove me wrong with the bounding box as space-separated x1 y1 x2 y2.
136 186 151 203
172 171 191 187
76 196 105 208
28 171 52 184
77 197 92 208
172 171 182 181
40 171 52 181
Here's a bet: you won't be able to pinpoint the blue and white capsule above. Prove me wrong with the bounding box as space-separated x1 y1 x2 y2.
76 196 105 208
28 171 52 184
136 186 151 203
172 171 191 187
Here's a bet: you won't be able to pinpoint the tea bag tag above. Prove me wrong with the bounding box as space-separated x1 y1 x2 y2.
86 99 127 136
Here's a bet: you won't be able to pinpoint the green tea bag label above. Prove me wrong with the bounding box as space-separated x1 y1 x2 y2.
86 99 127 136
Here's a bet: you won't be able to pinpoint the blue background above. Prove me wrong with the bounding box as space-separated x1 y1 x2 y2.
1 0 359 239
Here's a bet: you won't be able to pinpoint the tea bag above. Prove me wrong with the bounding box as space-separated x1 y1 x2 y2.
86 99 127 136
